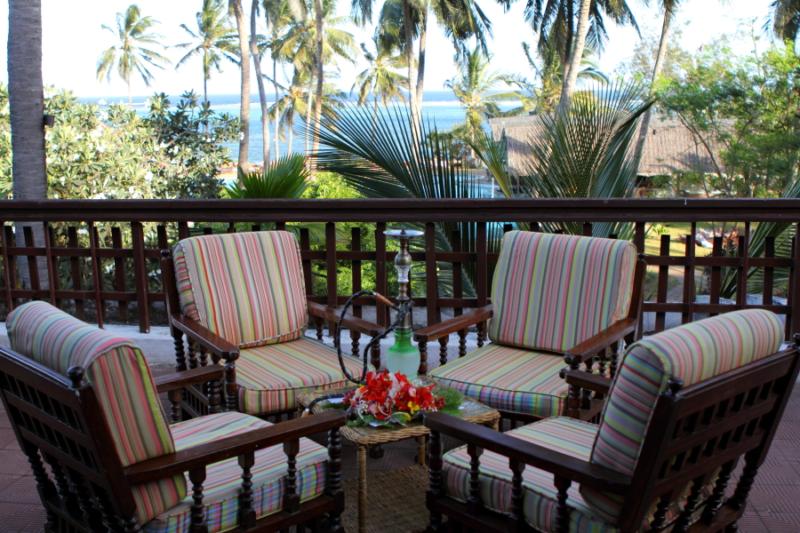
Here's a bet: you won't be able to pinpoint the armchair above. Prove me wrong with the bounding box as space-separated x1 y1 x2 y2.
1 301 346 532
161 230 384 418
425 309 799 532
417 231 646 421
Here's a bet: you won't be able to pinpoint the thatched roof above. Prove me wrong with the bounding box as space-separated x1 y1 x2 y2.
488 113 725 177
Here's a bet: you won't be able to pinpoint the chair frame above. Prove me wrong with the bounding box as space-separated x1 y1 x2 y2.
0 344 347 532
160 248 385 418
415 257 648 422
423 338 800 533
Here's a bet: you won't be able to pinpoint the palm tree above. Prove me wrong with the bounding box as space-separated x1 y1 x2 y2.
352 38 408 114
523 0 638 103
96 4 169 104
270 70 312 153
446 48 506 145
633 0 682 162
8 0 47 287
274 5 355 152
265 1 293 158
228 0 251 170
175 0 237 104
226 154 309 197
250 0 271 164
367 0 491 127
769 0 800 42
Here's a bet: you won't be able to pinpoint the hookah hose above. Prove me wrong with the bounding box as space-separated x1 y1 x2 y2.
302 289 410 414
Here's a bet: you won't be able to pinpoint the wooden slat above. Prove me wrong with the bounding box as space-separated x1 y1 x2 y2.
790 226 800 337
763 237 774 306
131 221 149 332
88 223 104 328
655 234 670 332
22 225 40 299
43 224 57 305
325 222 337 332
476 222 487 306
709 236 722 317
376 222 388 326
682 223 696 324
0 222 14 313
425 222 439 325
67 226 83 319
111 227 128 322
299 228 313 297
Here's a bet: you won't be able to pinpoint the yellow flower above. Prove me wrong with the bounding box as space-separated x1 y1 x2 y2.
407 401 420 414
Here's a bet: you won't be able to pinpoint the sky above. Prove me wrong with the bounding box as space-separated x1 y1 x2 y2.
0 0 781 100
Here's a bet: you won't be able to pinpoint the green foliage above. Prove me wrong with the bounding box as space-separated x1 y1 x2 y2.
146 91 239 198
515 81 652 237
226 154 309 198
0 86 237 200
302 171 360 199
657 39 800 197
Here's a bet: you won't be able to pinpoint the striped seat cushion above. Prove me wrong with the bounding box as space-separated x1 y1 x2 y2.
236 337 365 415
143 412 328 533
489 231 637 353
443 417 616 531
173 231 308 348
584 309 784 522
6 301 186 525
430 343 568 418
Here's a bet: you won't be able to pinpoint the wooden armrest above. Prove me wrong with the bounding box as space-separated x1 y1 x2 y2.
125 410 345 484
566 318 637 363
308 300 385 336
154 366 225 393
562 370 611 395
414 305 493 343
171 315 239 360
308 300 328 319
424 412 630 494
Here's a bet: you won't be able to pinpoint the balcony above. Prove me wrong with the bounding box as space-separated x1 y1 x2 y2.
1 197 799 531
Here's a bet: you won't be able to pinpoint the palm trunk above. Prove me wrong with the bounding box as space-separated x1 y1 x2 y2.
127 80 132 105
203 74 208 104
272 55 280 158
402 0 419 127
562 0 574 81
633 4 674 165
559 0 592 108
9 0 48 290
414 5 427 118
288 117 294 152
310 0 324 171
305 81 313 154
250 0 270 165
230 0 250 172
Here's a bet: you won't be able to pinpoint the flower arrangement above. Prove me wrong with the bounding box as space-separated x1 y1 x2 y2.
341 370 460 427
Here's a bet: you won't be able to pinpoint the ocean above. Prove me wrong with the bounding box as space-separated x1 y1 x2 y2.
86 90 510 165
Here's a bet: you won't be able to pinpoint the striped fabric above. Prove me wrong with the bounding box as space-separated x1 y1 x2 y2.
443 417 617 532
173 231 308 348
583 309 784 522
144 411 328 533
430 343 568 418
5 301 186 525
488 231 637 353
236 337 365 415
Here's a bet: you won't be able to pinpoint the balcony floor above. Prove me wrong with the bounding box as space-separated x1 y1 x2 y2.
0 387 798 532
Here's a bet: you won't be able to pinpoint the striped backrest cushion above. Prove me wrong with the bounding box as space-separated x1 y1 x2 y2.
583 309 783 520
173 230 308 348
6 301 186 521
488 231 637 353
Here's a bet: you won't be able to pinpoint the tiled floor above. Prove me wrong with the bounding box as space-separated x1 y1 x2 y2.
0 391 798 532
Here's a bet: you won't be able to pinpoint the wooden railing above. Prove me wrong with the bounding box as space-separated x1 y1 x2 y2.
2 198 800 339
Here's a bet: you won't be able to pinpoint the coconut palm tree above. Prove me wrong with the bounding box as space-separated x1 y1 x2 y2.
96 4 169 104
265 1 294 158
364 0 491 127
228 0 251 170
176 0 237 104
446 48 506 145
8 0 47 287
769 0 800 42
352 37 408 113
270 70 312 153
274 5 355 152
250 0 271 164
633 0 682 161
523 0 638 103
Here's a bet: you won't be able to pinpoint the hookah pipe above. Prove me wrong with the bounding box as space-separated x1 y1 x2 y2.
302 289 411 413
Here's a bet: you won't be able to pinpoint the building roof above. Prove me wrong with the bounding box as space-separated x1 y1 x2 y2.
488 113 725 177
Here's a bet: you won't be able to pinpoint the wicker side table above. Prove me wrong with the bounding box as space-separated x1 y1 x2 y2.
298 389 500 533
